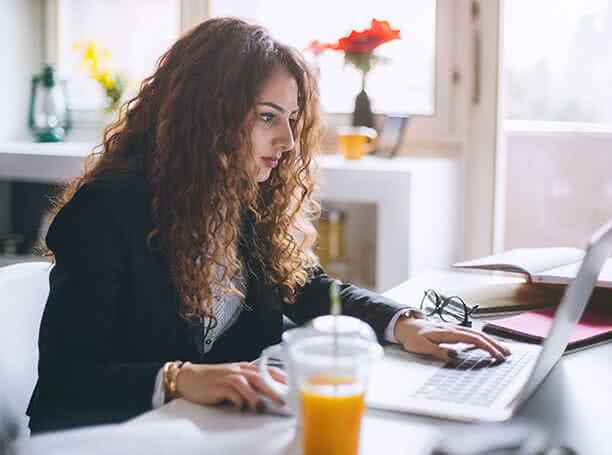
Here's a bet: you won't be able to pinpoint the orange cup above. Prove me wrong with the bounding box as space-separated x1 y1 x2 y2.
258 317 382 455
301 375 365 455
337 126 377 160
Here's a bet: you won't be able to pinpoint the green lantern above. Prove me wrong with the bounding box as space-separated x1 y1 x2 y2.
28 64 72 142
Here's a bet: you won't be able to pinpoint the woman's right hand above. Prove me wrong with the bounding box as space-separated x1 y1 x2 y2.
175 362 286 411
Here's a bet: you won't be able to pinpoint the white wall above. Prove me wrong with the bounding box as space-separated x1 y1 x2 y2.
0 0 42 234
0 0 43 141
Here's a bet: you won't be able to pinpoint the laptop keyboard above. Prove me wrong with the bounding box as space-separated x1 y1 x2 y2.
412 348 536 407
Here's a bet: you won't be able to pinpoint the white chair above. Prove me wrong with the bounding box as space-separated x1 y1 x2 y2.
0 261 52 437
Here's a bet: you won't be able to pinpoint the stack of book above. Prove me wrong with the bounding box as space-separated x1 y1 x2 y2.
453 247 612 352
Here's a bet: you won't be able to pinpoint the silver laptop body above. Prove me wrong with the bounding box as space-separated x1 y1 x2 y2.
366 218 612 422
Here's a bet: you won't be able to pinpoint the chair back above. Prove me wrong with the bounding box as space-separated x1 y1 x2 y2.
0 261 52 436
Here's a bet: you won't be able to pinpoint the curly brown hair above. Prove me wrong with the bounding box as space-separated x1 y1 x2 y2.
49 17 322 321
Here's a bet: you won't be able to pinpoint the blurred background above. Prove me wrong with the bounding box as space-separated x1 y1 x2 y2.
1 0 611 292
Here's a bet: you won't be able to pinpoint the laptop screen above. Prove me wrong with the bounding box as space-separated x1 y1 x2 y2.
517 218 612 403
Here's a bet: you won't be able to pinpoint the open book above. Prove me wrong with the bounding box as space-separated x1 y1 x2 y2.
453 248 612 289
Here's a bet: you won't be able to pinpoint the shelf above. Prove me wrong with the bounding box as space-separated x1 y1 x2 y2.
0 141 94 183
0 142 460 292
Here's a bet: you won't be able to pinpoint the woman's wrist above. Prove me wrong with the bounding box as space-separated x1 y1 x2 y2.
393 309 425 342
174 361 194 400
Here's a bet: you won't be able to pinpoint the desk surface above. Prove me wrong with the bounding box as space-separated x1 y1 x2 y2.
132 272 611 454
16 271 612 454
123 342 610 455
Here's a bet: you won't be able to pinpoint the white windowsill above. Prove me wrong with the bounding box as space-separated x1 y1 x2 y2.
504 119 612 137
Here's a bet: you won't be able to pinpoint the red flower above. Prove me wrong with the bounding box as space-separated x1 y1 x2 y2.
308 19 400 56
336 19 400 54
308 18 400 90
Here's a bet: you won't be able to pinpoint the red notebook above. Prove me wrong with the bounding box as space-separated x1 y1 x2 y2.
483 306 612 352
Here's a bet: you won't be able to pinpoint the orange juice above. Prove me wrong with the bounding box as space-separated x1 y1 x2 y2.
300 375 365 455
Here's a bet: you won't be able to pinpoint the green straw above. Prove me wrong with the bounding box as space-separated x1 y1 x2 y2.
330 279 341 316
329 280 341 389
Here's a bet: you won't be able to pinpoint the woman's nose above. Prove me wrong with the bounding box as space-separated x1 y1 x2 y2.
276 119 295 152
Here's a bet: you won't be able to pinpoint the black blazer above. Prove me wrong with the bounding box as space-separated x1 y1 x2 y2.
26 176 405 434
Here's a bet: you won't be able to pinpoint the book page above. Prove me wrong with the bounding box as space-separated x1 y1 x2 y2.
453 248 585 279
458 281 564 314
382 270 563 314
537 258 612 288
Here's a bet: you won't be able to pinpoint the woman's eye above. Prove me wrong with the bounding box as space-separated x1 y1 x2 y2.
260 112 274 122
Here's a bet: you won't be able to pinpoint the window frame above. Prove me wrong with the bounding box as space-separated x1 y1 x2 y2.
44 0 458 147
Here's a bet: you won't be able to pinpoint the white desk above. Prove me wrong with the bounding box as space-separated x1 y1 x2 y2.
121 343 610 455
131 273 612 454
128 271 612 454
14 272 612 454
0 142 459 292
16 343 610 455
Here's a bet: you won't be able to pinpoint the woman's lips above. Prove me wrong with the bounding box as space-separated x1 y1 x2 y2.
262 157 279 168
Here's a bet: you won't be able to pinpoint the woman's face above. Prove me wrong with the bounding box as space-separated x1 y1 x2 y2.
250 67 298 182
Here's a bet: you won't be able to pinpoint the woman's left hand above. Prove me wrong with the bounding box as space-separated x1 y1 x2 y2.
394 318 511 362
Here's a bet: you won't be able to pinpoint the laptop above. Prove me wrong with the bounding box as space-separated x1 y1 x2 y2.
366 217 612 422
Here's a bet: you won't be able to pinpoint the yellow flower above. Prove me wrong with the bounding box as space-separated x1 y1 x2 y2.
89 59 99 77
95 71 115 90
73 39 126 111
83 40 97 61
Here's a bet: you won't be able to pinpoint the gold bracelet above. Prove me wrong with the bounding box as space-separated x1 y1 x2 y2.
163 360 184 400
399 308 426 321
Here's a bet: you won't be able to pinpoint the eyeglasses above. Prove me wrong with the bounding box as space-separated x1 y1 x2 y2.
419 289 479 327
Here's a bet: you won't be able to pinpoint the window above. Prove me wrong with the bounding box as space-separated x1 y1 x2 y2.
210 0 436 115
53 0 181 111
503 0 612 124
500 0 612 253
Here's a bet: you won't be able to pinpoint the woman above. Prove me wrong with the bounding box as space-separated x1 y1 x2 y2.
27 17 509 434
